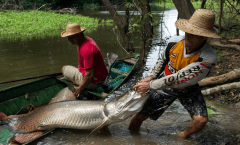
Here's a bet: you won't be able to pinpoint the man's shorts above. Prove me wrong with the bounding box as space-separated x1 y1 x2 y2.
139 86 208 120
62 65 103 89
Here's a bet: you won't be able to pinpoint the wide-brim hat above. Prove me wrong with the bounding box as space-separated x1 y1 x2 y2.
175 9 221 39
61 23 86 37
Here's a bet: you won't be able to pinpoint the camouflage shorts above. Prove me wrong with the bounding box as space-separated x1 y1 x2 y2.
139 86 208 120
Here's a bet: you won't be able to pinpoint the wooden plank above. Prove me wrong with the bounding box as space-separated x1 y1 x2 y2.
111 68 129 76
101 93 108 97
123 59 136 64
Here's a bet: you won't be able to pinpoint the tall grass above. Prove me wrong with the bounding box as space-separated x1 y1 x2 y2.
0 10 105 41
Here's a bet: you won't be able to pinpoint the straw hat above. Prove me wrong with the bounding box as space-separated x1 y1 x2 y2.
61 23 86 37
175 9 221 39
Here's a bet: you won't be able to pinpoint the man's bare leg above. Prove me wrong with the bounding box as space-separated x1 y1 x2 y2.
181 116 208 139
128 113 149 131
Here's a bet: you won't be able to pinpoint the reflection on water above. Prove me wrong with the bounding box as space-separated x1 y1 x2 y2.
1 8 239 145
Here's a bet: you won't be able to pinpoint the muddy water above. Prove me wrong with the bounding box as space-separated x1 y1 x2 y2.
1 8 239 144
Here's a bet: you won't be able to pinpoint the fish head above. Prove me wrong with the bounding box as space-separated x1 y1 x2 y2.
107 90 149 122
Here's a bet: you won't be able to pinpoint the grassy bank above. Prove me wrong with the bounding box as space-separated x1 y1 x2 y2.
0 10 112 41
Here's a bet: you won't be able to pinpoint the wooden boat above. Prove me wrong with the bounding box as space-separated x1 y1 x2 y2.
0 53 140 145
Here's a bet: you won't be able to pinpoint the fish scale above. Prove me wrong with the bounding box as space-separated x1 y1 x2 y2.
2 90 149 144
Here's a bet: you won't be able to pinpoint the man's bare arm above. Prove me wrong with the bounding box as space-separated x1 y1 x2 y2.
73 67 94 97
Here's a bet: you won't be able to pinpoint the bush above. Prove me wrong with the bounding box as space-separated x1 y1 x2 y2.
83 3 99 11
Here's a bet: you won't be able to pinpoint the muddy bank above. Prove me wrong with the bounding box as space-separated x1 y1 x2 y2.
203 39 240 111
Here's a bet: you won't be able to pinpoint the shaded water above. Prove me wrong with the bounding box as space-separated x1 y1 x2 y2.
1 9 239 144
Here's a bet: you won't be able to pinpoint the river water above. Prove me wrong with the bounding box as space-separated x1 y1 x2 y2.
1 9 239 145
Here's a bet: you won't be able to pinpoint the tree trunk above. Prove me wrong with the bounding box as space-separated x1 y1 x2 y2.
4 0 9 5
12 0 16 5
1 0 9 10
135 0 153 52
141 0 153 50
124 0 133 52
201 82 240 95
207 37 240 51
18 0 23 9
228 39 240 45
33 0 36 10
218 0 223 34
172 0 195 19
101 0 132 52
199 68 240 87
201 0 207 9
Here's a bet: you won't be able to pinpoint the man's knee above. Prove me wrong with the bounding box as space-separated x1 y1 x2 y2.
134 113 149 121
62 65 67 73
193 116 208 127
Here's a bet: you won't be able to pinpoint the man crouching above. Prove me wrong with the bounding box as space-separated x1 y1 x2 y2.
128 9 222 138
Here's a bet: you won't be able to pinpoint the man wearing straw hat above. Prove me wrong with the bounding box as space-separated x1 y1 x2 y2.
128 9 221 138
61 23 108 97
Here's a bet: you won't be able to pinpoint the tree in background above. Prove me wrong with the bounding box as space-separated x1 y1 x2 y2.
101 0 153 54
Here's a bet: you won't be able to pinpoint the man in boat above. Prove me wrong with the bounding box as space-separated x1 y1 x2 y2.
128 9 221 138
61 23 108 97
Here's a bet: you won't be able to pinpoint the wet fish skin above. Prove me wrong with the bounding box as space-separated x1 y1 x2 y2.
2 90 148 134
48 87 76 104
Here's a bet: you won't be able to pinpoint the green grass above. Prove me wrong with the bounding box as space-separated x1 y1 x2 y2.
0 10 112 41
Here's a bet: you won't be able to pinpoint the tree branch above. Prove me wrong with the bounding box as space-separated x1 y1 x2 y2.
201 82 240 95
225 0 240 15
199 68 240 87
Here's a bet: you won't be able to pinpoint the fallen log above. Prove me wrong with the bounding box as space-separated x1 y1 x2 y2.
207 38 240 51
199 68 240 87
228 39 240 45
213 24 229 31
201 81 240 95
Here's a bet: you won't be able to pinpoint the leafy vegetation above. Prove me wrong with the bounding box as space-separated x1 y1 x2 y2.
83 3 99 11
0 0 103 10
0 10 113 41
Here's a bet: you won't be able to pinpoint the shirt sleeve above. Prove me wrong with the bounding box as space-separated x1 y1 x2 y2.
149 52 166 79
148 61 214 90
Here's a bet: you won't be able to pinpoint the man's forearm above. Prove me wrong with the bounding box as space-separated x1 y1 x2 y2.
77 73 93 91
141 76 154 82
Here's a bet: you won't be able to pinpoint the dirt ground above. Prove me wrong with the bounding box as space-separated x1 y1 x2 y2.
202 45 240 111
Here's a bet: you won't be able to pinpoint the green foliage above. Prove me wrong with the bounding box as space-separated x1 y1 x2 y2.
215 104 226 107
125 2 134 9
207 108 216 115
237 134 240 139
0 10 100 41
83 3 99 11
20 0 57 10
217 53 224 60
206 105 213 109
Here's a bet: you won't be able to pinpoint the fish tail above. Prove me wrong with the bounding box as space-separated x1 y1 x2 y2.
9 129 54 144
2 114 34 134
0 112 7 124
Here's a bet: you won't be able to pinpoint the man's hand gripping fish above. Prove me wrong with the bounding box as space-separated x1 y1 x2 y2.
0 88 149 143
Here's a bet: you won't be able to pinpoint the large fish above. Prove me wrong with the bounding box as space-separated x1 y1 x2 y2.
0 88 149 144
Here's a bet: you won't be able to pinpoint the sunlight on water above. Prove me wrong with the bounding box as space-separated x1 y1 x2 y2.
1 8 239 145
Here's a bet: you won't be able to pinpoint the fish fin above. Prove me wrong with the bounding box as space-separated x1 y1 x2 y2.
89 118 108 136
4 124 27 134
